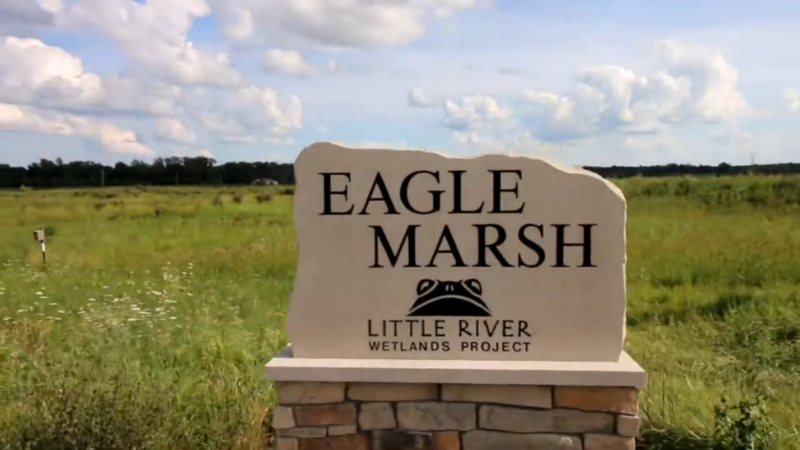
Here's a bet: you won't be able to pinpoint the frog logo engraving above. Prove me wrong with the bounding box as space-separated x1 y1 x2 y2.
407 279 492 317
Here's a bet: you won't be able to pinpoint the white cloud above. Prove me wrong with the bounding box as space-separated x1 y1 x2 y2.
410 41 750 158
0 103 155 157
0 32 304 156
519 41 748 142
38 0 62 14
0 2 794 167
0 37 104 107
186 86 302 144
13 3 310 149
655 40 747 120
215 4 254 41
786 88 800 113
453 131 507 152
431 0 492 17
0 37 183 115
100 77 183 116
443 95 514 130
438 95 522 154
0 0 60 35
56 0 242 87
408 88 437 108
210 0 491 48
452 130 553 156
262 49 334 76
155 117 196 144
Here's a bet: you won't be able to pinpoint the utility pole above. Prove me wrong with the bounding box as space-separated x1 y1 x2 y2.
101 166 105 187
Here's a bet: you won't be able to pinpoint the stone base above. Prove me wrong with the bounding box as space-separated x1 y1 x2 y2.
271 381 641 450
266 348 646 449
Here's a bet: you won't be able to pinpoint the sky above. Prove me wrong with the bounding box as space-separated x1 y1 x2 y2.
0 0 799 168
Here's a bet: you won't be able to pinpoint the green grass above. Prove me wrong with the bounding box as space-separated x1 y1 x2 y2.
1 178 800 449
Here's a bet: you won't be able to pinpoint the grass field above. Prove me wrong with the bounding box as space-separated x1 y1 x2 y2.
1 176 800 449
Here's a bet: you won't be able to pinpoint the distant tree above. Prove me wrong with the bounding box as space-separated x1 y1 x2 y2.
2 155 799 189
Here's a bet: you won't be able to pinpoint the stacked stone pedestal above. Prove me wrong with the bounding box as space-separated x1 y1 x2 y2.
269 143 645 449
273 382 640 450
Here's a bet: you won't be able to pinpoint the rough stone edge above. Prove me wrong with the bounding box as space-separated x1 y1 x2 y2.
295 141 624 199
266 347 647 388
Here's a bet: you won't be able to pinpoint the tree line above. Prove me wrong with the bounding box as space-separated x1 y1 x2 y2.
2 157 800 189
0 157 294 188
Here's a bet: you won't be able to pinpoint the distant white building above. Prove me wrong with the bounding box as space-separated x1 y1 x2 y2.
253 178 279 186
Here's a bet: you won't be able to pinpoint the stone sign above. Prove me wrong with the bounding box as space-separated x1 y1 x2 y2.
288 142 627 362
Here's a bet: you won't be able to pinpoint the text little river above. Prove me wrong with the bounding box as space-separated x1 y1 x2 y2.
366 318 533 354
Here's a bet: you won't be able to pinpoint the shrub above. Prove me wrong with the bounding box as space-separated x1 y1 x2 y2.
713 393 776 450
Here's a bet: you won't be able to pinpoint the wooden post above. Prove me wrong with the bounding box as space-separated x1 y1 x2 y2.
33 229 46 267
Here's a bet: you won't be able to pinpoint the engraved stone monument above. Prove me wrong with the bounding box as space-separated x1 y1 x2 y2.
267 142 647 450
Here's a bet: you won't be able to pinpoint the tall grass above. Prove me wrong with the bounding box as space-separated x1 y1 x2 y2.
0 177 799 449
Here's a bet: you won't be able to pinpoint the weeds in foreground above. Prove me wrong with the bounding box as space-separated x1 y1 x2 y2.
1 179 799 449
6 377 167 450
713 394 777 450
2 387 779 450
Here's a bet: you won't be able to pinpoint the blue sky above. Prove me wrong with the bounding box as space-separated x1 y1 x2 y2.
0 0 799 168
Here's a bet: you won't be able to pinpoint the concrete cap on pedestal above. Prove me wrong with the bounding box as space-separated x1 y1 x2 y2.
266 345 647 387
